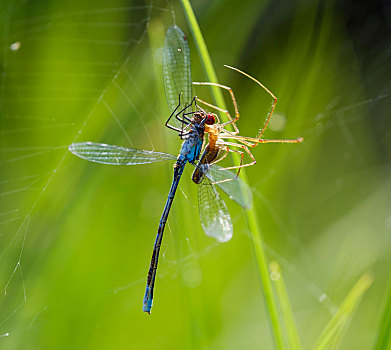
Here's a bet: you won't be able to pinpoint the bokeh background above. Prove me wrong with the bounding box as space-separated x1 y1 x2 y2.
0 0 390 349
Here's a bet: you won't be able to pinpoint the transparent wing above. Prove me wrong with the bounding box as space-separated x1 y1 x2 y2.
163 25 192 128
198 178 233 243
69 142 176 165
203 164 253 209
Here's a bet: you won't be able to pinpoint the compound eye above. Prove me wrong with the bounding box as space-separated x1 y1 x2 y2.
205 113 215 125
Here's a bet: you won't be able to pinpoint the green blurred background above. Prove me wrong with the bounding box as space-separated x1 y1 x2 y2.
0 0 390 349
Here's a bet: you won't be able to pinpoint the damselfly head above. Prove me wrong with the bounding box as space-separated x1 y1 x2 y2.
192 112 215 125
192 112 204 124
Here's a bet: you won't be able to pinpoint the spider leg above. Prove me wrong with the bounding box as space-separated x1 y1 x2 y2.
210 145 229 165
214 141 256 172
219 134 303 147
224 65 278 140
202 145 246 185
193 82 240 134
224 66 303 144
217 133 256 148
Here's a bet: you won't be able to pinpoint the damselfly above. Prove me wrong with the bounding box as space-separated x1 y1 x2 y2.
69 26 252 314
68 97 251 313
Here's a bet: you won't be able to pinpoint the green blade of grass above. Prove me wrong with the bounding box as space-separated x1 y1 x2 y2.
179 0 225 111
314 273 373 350
374 276 391 350
180 1 285 349
270 261 302 350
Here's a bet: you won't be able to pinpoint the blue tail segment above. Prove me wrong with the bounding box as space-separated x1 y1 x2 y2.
143 286 153 313
143 127 205 313
142 163 184 313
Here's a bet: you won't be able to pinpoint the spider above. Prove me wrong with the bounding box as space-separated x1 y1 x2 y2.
190 65 304 184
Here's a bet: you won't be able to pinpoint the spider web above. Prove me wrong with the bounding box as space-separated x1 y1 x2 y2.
0 0 248 343
0 0 390 348
0 0 179 340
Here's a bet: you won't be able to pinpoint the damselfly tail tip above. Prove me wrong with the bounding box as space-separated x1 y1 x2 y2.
143 304 152 314
143 287 153 314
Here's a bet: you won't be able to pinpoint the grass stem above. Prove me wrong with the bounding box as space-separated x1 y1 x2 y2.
180 1 285 348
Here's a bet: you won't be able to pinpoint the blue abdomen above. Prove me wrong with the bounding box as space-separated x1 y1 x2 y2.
177 134 203 164
187 138 203 163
